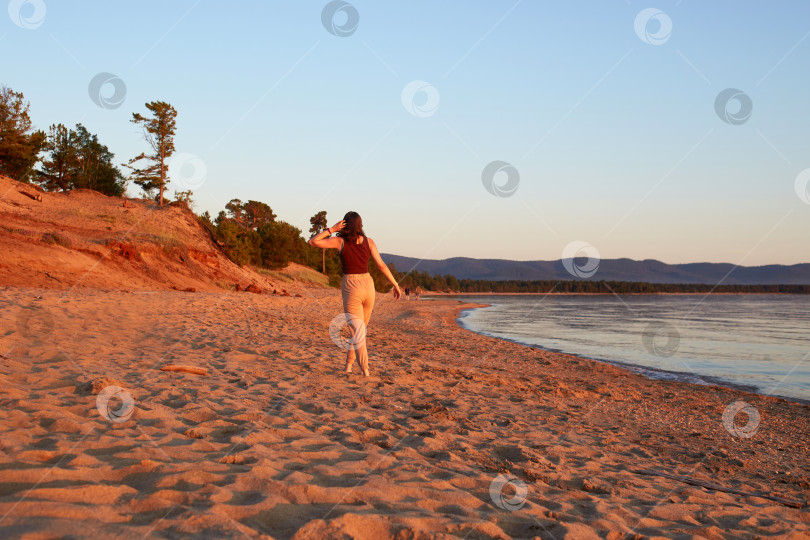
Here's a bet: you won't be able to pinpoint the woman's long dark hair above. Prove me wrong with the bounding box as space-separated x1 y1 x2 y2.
338 211 365 242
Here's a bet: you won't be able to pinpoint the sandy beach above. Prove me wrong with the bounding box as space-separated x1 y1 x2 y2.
1 287 807 539
3 1 810 537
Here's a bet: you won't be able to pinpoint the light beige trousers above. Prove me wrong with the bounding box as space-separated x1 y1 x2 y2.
341 273 375 373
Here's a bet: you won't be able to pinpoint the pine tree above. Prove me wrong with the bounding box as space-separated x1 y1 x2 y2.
225 198 245 226
243 200 276 230
39 123 76 191
0 86 46 182
39 123 127 196
224 199 275 230
309 211 328 273
71 125 127 196
125 101 177 206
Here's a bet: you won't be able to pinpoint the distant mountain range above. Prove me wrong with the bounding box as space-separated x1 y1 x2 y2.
381 254 810 285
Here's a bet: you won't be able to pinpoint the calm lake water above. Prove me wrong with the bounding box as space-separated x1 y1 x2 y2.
455 294 810 402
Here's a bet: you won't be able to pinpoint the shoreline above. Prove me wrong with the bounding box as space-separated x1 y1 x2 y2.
0 287 807 537
424 291 808 296
454 302 810 407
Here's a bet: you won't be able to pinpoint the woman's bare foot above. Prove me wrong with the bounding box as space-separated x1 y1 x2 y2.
363 369 370 377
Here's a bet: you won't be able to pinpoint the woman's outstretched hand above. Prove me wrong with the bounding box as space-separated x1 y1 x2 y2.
329 220 345 233
392 285 402 300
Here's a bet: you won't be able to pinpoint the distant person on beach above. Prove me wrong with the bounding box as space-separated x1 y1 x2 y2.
309 211 402 376
415 286 421 300
404 287 410 300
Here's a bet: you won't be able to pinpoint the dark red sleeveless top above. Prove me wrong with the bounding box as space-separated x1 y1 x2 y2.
340 236 371 274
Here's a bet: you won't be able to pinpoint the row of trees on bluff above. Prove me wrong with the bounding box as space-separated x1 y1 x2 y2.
0 85 175 200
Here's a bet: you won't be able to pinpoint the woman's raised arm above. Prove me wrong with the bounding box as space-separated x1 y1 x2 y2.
309 220 345 249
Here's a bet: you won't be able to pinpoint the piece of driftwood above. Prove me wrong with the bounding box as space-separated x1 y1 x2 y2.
19 190 42 202
170 285 196 293
160 364 208 376
44 272 62 283
633 469 805 508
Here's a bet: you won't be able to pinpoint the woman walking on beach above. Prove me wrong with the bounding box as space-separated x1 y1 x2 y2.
309 211 402 376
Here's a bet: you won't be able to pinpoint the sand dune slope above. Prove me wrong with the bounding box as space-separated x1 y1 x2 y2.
0 175 290 293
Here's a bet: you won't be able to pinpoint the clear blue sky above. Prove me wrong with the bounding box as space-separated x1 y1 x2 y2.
4 1 809 265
